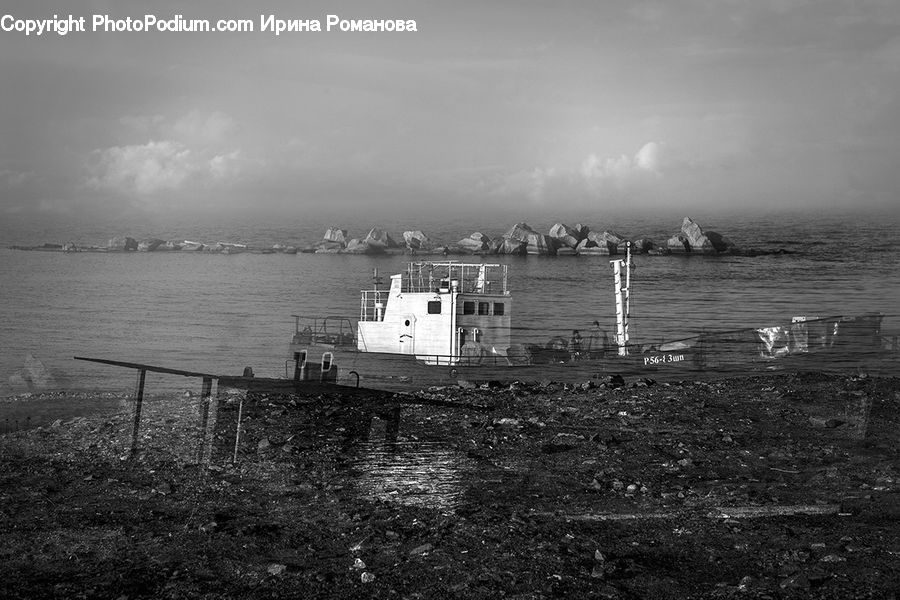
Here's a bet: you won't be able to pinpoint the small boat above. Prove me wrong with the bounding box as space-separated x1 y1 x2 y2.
287 253 893 390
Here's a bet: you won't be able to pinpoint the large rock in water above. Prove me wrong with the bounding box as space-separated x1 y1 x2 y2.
364 227 398 251
504 223 537 244
667 233 691 253
403 230 432 251
680 217 716 253
575 238 610 255
495 238 527 255
549 223 582 250
314 241 344 254
455 232 491 253
343 239 371 254
323 227 348 246
525 232 555 255
108 236 138 251
502 223 555 255
586 230 627 254
137 238 165 252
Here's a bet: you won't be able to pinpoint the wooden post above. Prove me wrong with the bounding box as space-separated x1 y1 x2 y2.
196 377 213 463
130 369 146 457
232 395 244 464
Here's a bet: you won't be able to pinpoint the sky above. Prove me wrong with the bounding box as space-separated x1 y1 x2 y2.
1 0 899 227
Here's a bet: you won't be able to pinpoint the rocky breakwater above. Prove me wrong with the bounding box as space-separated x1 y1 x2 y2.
9 235 301 254
8 217 796 257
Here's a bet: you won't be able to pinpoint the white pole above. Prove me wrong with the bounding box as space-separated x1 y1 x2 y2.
611 259 627 356
624 242 631 346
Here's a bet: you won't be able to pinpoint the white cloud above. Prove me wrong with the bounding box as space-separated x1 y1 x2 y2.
86 110 245 198
492 142 664 204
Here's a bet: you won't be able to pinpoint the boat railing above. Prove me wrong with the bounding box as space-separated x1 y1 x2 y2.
359 290 386 322
403 262 508 295
291 315 356 347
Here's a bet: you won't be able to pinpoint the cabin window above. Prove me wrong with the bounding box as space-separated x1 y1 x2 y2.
478 302 490 316
463 301 475 315
493 302 505 316
427 301 441 314
473 328 481 342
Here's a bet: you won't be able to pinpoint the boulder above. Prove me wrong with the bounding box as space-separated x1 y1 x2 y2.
456 232 491 253
364 227 398 251
576 239 611 255
496 238 527 255
504 222 538 244
680 217 717 254
524 232 555 255
344 239 371 254
62 242 77 252
108 236 138 251
323 227 348 246
574 223 591 240
282 246 298 254
549 223 582 250
157 241 181 251
314 241 344 254
707 231 737 253
137 238 165 252
403 230 432 251
586 230 626 254
181 241 204 251
667 233 691 253
631 238 656 254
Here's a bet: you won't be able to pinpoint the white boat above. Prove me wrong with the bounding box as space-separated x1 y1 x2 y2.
287 258 892 390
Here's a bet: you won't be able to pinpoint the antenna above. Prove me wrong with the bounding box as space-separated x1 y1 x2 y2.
372 267 383 290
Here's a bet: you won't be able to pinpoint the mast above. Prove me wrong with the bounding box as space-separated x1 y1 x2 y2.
610 242 632 356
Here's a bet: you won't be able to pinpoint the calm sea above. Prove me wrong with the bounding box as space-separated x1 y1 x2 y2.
1 210 898 396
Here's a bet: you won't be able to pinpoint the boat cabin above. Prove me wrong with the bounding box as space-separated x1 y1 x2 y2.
357 262 511 365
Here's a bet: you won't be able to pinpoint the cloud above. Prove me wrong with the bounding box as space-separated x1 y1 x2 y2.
489 142 664 204
86 111 245 198
88 140 195 195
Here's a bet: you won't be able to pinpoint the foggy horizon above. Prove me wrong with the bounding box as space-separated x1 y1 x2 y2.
3 0 899 226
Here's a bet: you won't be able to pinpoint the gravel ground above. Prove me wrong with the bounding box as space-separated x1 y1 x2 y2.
1 371 899 599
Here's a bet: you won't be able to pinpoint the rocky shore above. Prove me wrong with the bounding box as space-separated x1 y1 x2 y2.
1 371 898 598
7 217 796 257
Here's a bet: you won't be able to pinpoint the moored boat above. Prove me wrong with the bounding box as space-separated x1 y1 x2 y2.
287 258 893 391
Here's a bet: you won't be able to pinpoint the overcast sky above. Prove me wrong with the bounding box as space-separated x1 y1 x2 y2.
1 0 898 224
